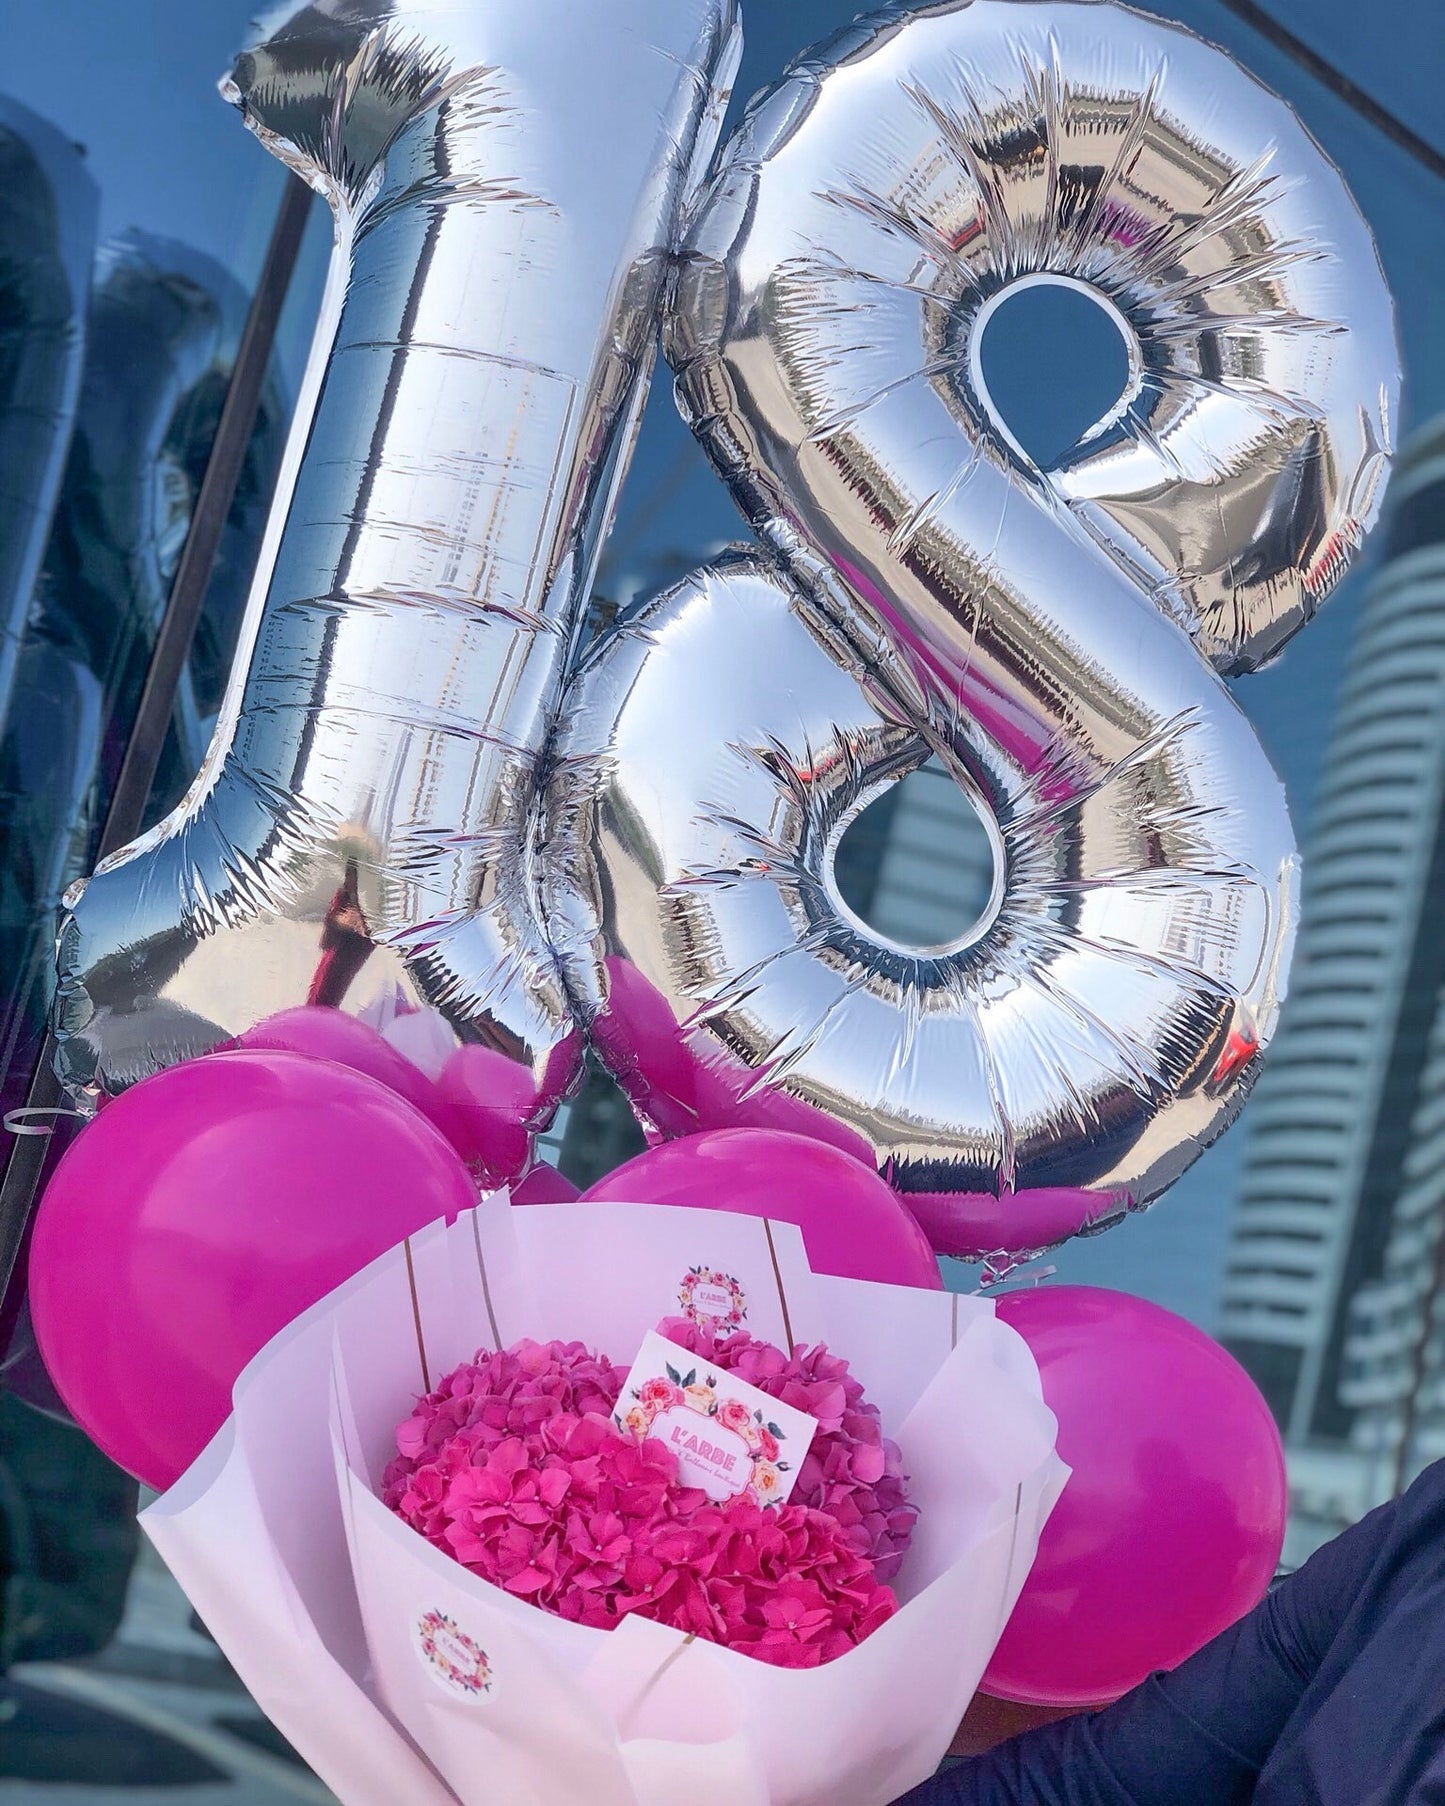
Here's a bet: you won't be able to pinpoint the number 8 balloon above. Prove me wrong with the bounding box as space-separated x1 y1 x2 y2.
52 0 740 1112
542 0 1399 1260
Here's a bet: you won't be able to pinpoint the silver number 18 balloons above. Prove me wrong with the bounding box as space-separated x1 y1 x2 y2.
53 0 740 1115
52 0 1397 1264
542 0 1399 1260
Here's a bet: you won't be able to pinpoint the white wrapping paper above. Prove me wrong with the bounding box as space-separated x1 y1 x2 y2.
145 1195 1067 1805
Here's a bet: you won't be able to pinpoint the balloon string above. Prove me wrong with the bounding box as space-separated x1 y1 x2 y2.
973 1256 1058 1294
3 1107 88 1139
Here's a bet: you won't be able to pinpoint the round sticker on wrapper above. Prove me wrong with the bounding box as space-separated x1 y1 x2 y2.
679 1266 747 1333
415 1608 493 1699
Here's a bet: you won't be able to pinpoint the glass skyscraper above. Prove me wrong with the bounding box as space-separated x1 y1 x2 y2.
1217 417 1445 1554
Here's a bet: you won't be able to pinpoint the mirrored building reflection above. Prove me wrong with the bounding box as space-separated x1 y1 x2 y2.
0 5 324 1790
0 228 288 1122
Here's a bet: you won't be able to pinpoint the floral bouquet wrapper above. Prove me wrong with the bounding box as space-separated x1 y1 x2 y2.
143 1193 1067 1806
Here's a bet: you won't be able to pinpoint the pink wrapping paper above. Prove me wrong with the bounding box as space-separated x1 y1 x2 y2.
145 1194 1066 1805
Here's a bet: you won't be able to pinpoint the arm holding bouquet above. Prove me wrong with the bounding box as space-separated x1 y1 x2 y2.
900 1471 1445 1806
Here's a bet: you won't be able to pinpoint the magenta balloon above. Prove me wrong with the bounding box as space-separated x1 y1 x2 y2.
906 1187 1120 1264
435 1044 536 1184
580 1128 941 1290
510 1160 581 1205
594 956 880 1169
237 1006 476 1167
984 1286 1287 1707
28 1050 478 1490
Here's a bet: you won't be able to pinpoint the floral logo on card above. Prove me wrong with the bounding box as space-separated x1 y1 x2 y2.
678 1265 747 1333
415 1608 492 1698
620 1359 791 1505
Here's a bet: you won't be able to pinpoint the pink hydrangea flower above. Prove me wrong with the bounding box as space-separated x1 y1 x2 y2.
624 1494 898 1667
382 1338 627 1509
386 1338 899 1667
655 1317 918 1581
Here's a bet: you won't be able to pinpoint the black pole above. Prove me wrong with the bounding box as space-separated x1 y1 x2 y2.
1212 0 1445 182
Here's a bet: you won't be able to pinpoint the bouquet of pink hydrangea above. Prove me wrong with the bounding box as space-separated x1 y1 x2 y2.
382 1327 912 1666
143 1194 1066 1806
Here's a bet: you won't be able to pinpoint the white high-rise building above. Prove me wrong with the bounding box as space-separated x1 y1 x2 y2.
1339 985 1445 1492
853 758 995 950
1220 418 1445 1542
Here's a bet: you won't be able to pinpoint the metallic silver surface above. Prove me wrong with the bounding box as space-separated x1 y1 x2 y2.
54 0 740 1116
546 0 1400 1259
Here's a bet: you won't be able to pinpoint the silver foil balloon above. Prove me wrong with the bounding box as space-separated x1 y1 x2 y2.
544 0 1400 1260
54 0 741 1113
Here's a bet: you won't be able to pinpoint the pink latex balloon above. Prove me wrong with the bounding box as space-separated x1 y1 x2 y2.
237 1006 477 1169
28 1050 478 1490
510 1160 580 1205
594 956 880 1169
906 1187 1120 1264
435 1044 537 1185
984 1286 1287 1706
580 1128 941 1290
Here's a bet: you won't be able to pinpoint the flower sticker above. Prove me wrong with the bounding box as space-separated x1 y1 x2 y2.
620 1403 652 1439
678 1266 747 1334
615 1331 812 1507
415 1608 493 1698
750 1461 784 1502
715 1396 754 1438
637 1376 684 1413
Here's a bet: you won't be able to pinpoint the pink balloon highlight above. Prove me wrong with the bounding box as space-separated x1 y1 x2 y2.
580 1128 941 1290
28 1049 478 1491
984 1285 1287 1706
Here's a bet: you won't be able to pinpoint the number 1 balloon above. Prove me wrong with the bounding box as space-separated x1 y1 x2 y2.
542 0 1399 1259
52 0 741 1126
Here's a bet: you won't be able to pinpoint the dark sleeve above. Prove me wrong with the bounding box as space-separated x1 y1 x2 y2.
894 1489 1407 1806
0 1391 139 1669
